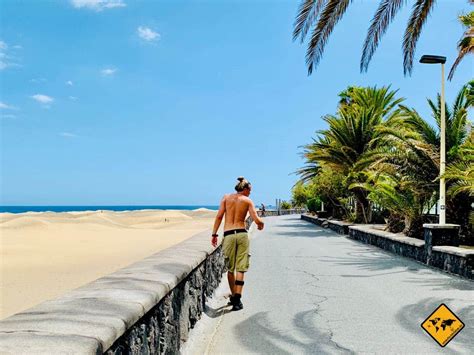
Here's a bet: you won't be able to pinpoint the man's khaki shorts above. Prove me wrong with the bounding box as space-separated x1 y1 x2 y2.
222 232 250 272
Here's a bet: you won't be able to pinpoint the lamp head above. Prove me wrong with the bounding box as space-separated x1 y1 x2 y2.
420 55 446 64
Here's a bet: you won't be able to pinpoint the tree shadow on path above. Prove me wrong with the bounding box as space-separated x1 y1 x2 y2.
234 311 354 354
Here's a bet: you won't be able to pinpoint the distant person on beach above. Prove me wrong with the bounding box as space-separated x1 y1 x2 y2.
260 203 266 217
211 176 264 311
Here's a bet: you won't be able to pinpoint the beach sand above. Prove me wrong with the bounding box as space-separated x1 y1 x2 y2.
0 208 217 319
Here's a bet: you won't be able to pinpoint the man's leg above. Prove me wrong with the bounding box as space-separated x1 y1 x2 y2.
231 272 245 310
227 271 235 295
234 271 245 294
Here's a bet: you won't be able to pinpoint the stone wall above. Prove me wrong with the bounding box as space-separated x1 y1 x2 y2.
327 220 353 235
301 214 351 234
105 249 224 354
428 246 474 280
301 214 326 226
0 230 225 354
301 214 474 280
348 225 426 262
348 225 474 279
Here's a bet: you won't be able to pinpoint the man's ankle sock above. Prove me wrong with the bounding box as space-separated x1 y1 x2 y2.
232 293 243 310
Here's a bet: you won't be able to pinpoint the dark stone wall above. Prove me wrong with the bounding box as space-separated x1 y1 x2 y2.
301 214 326 226
302 214 472 280
348 228 426 262
428 249 474 280
106 247 225 354
327 221 350 235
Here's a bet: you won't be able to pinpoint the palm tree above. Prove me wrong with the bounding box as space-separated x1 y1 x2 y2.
293 0 458 76
448 10 474 80
370 80 473 238
445 157 474 197
352 171 435 236
298 86 404 222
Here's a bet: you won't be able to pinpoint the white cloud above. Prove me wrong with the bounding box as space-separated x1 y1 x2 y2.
137 26 160 42
71 0 126 11
0 41 9 70
0 114 16 119
0 101 17 110
69 96 78 101
30 78 47 83
101 67 117 76
66 80 73 86
31 94 54 104
60 132 77 138
0 40 21 70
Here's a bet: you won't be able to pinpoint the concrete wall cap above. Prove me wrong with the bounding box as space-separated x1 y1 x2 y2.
0 331 102 354
0 313 122 351
423 223 460 229
432 246 474 256
349 225 424 247
327 220 353 226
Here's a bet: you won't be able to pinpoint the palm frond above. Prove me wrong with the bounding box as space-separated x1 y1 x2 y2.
361 0 405 72
403 0 436 76
293 0 327 42
305 0 352 74
448 36 474 80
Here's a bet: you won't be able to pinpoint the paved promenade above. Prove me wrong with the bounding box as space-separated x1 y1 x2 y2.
183 215 473 354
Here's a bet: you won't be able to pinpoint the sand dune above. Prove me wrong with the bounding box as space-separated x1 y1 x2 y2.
0 209 217 319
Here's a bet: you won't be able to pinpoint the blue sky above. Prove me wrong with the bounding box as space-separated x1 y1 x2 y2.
0 0 472 206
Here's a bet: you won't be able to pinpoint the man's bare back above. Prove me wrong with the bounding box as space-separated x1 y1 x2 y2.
211 179 264 247
222 194 256 231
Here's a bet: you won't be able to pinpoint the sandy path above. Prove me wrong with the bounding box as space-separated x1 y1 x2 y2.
0 209 216 319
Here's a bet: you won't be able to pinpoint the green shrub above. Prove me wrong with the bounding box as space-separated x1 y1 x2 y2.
306 197 321 213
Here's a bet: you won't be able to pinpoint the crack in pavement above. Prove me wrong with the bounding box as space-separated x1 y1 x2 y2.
290 267 355 354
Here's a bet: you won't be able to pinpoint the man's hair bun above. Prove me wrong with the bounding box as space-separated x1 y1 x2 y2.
235 176 250 192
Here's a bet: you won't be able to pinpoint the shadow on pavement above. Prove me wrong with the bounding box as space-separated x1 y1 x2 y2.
317 247 424 274
271 221 339 239
204 304 231 318
276 222 318 228
403 275 474 291
234 311 354 354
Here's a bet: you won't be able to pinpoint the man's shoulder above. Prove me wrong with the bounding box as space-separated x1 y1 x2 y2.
240 196 253 204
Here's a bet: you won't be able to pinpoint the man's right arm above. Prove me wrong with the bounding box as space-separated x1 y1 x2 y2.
249 200 264 230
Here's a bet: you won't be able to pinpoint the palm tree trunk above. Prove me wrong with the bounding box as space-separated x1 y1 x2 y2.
353 189 370 223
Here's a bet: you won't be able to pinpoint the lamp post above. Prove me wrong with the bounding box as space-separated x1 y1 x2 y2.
419 54 447 225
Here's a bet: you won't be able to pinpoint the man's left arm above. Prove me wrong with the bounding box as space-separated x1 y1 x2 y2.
211 196 226 247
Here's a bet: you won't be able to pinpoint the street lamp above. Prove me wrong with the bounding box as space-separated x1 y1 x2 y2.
420 54 447 225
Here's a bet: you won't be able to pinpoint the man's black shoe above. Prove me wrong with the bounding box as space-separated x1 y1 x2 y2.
232 300 243 311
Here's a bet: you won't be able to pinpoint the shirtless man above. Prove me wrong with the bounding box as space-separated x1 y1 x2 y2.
211 177 264 311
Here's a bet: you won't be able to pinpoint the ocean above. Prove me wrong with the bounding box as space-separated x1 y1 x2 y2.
0 206 219 214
